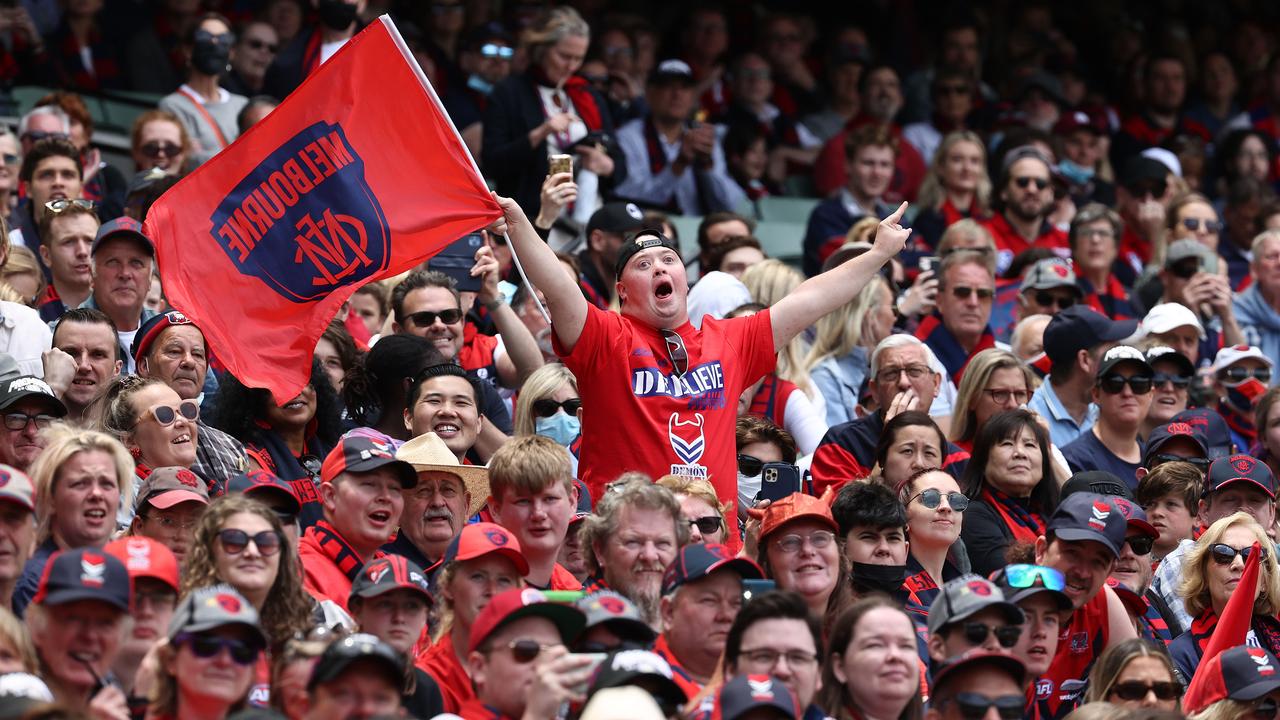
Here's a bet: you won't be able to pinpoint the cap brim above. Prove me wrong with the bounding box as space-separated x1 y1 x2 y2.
1051 528 1121 558
40 588 128 612
146 489 209 510
1009 586 1073 612
953 599 1025 627
0 492 34 512
1102 319 1140 341
308 651 403 691
1127 518 1159 539
433 545 530 576
587 616 657 643
0 391 67 415
1213 478 1276 500
346 457 418 489
243 485 302 514
351 582 433 605
601 670 688 706
1231 676 1280 702
181 618 268 647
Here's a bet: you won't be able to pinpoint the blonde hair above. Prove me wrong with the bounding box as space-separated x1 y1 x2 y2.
1180 512 1280 617
950 349 1037 444
0 607 37 672
29 424 134 544
802 275 888 375
513 363 578 437
845 217 880 244
937 219 996 257
917 131 993 214
1190 699 1256 720
741 259 813 395
488 434 575 501
524 6 590 62
1 245 45 305
656 475 728 535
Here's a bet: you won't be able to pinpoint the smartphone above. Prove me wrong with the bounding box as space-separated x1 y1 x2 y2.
757 463 801 503
549 154 573 176
428 233 485 293
565 653 609 694
918 256 939 273
742 578 777 603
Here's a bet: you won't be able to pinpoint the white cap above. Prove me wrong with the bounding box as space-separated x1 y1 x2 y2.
1142 147 1183 178
1141 302 1205 340
0 672 54 701
1212 344 1273 372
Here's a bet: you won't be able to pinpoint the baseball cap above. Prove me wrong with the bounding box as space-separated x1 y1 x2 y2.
1104 578 1147 617
587 202 647 240
168 584 266 646
1053 109 1106 136
1185 646 1280 714
1060 470 1132 500
105 536 180 593
576 590 657 645
349 555 433 607
1212 344 1274 373
1165 239 1218 272
0 353 20 384
308 633 405 691
1120 156 1170 189
225 469 302 516
431 521 529 575
0 464 35 512
759 493 838 541
92 216 155 257
661 543 763 595
1019 258 1081 295
614 231 681 279
588 649 688 710
1146 345 1195 378
1046 492 1127 558
927 575 1025 636
134 466 209 513
320 435 416 489
581 686 666 720
1015 71 1066 106
0 672 53 720
396 431 489 517
649 59 695 85
719 674 798 720
1173 408 1235 459
468 587 587 654
931 649 1028 695
1204 454 1276 500
1042 306 1138 365
988 564 1071 611
131 310 200 364
1112 497 1159 539
1140 302 1206 341
32 547 131 611
1142 421 1208 468
0 375 67 416
1095 345 1152 378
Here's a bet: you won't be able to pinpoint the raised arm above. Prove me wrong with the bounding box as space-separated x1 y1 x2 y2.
769 202 909 349
488 194 590 351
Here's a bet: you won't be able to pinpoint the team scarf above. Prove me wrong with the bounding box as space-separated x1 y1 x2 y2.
982 486 1046 543
1188 607 1280 659
914 312 996 384
247 421 330 527
532 68 603 131
305 519 376 583
939 196 980 227
1138 602 1173 646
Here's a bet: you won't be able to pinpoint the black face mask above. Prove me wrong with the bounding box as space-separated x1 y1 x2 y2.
317 0 359 31
850 561 907 595
192 38 231 76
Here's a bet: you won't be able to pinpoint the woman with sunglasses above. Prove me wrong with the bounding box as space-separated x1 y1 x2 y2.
158 13 249 167
1085 638 1181 711
1169 512 1280 686
147 584 267 720
802 274 897 428
129 109 191 175
513 363 581 451
1142 345 1194 439
960 409 1059 576
899 467 967 615
1061 345 1154 484
182 495 314 659
213 359 343 527
817 595 923 720
657 475 727 545
99 375 200 525
949 349 1036 453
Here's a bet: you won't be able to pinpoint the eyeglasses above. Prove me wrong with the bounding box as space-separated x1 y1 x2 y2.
738 454 764 477
245 38 278 53
1032 292 1076 310
737 647 818 669
1014 176 1050 191
481 43 514 59
404 308 462 327
141 141 182 159
1181 218 1224 234
22 130 70 143
501 639 556 663
45 198 95 214
217 528 282 556
1219 367 1273 384
687 516 722 534
1148 453 1210 472
910 488 969 512
875 364 931 383
1210 543 1269 565
2 412 57 431
946 693 1028 720
144 512 201 530
1124 535 1154 556
982 388 1029 405
135 588 178 609
1254 699 1280 720
174 632 262 665
1001 564 1065 591
774 530 836 554
140 400 200 428
1151 372 1191 389
661 329 688 378
1168 260 1201 280
948 286 995 301
1097 374 1154 395
960 622 1022 648
533 398 582 417
1109 681 1181 701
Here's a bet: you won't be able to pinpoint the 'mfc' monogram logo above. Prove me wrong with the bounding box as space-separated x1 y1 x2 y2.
209 121 391 302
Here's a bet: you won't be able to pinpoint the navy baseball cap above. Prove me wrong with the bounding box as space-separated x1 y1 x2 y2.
349 555 433 607
719 674 797 720
32 547 131 611
1173 408 1235 459
662 543 763 596
1185 646 1280 714
1204 454 1276 500
92 216 155 256
319 436 416 489
1046 492 1127 558
131 310 199 364
1142 421 1209 468
1146 345 1195 378
225 469 301 516
308 633 405 691
1112 497 1158 539
1042 306 1138 365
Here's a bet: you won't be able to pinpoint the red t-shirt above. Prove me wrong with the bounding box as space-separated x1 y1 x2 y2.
419 635 474 713
555 306 776 534
459 325 501 382
549 563 583 591
1041 591 1110 719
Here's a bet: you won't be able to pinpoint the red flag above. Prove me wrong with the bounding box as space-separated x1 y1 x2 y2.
1185 540 1262 713
145 16 500 404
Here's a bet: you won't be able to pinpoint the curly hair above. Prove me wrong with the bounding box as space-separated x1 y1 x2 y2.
181 494 313 647
211 359 342 447
341 334 446 427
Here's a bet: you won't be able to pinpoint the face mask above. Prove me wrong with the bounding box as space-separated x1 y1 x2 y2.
850 561 907 595
1225 378 1268 410
1057 158 1095 186
535 412 580 447
737 472 762 514
192 38 231 76
468 74 494 96
317 0 359 31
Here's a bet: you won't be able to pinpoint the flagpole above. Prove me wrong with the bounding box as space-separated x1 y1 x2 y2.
380 15 552 325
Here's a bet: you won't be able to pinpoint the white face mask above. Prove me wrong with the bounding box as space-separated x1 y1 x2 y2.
737 472 761 521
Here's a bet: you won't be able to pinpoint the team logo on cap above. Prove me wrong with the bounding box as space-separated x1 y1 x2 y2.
1250 648 1276 676
176 469 200 488
965 580 992 596
1089 501 1111 531
1167 422 1194 435
1103 346 1145 363
625 203 643 220
748 675 776 701
1235 457 1257 475
367 562 390 585
597 596 626 614
485 528 509 547
80 553 106 587
1051 263 1069 278
215 593 242 613
1114 499 1134 519
7 377 52 396
165 310 191 324
125 538 153 570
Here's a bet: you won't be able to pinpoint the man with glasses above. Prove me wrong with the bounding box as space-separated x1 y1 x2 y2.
1137 421 1210 484
1141 346 1195 438
980 146 1067 275
12 138 83 269
656 542 763 698
127 466 209 566
488 435 582 590
1062 346 1154 489
83 217 157 374
1157 240 1245 365
1107 497 1173 644
1010 258 1082 338
1209 345 1273 452
104 536 180 717
0 376 66 472
34 197 97 322
927 575 1025 666
925 650 1028 720
721 590 824 720
918 249 1000 385
1236 229 1280 366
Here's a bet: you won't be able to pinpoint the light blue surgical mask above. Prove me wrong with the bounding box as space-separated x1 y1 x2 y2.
535 412 580 447
468 74 494 96
1057 158 1095 186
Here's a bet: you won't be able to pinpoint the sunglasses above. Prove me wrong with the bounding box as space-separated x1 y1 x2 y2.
404 308 462 327
1109 681 1180 702
910 488 969 512
1126 181 1167 199
1097 374 1153 395
1124 535 1154 556
1181 218 1224 234
142 400 200 427
174 632 261 665
533 398 582 417
1033 292 1076 310
1219 367 1273 384
737 454 764 477
949 693 1025 720
661 329 688 378
960 622 1022 648
1255 699 1280 720
22 130 70 143
481 43 514 59
2 412 57 431
1014 176 1050 191
217 528 282 556
687 516 722 534
949 286 995 301
45 198 95 214
1210 543 1269 565
1168 260 1202 280
504 639 556 663
1001 564 1066 591
1151 372 1191 389
1148 453 1210 472
141 141 182 159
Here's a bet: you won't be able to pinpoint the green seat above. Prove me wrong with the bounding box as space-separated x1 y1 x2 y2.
757 196 819 224
754 221 806 263
668 214 703 259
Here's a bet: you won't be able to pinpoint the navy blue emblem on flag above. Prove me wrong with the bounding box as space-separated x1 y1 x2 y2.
209 121 391 302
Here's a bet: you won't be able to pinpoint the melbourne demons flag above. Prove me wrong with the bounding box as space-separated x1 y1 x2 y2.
145 16 501 404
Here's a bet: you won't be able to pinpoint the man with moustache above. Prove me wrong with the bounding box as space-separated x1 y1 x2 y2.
387 431 486 571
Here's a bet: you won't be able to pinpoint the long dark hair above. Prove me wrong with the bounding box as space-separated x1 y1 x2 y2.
961 409 1058 512
341 334 445 427
874 410 947 488
211 358 342 446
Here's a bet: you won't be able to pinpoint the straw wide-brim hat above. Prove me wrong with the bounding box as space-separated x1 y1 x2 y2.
395 433 490 516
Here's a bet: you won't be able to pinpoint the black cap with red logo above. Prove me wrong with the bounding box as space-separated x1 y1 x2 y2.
1205 454 1276 499
661 543 763 596
32 547 131 611
1046 492 1127 558
1187 646 1280 714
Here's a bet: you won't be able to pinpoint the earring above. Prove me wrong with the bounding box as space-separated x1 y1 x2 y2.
129 446 142 460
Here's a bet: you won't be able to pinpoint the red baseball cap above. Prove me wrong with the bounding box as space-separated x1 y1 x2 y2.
105 536 180 593
760 493 838 540
320 435 416 488
468 587 586 654
429 522 529 575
